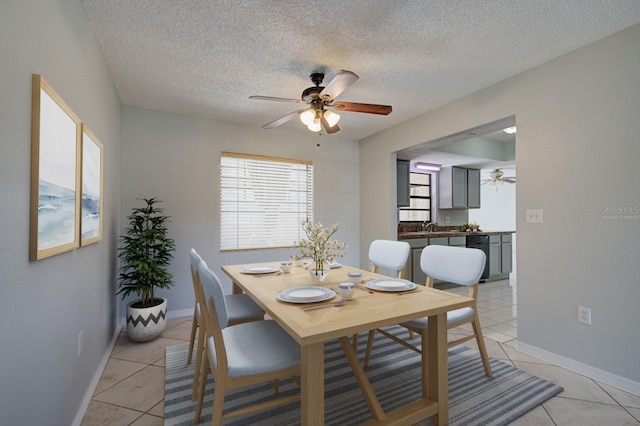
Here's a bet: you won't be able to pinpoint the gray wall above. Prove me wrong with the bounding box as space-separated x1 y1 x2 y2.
360 24 640 389
121 107 361 317
0 1 122 424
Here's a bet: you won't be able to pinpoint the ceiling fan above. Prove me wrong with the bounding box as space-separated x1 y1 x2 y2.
249 70 392 134
483 168 516 185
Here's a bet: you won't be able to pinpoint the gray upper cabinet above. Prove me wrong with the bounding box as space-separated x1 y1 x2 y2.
439 166 480 209
467 168 481 208
397 160 410 207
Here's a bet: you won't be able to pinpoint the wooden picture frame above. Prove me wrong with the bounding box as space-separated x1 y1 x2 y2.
29 74 82 260
80 125 104 246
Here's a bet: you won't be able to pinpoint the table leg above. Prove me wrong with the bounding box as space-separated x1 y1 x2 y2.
338 337 386 421
231 280 242 294
426 313 448 426
301 342 324 426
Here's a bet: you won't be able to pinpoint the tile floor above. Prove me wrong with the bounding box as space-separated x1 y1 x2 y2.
81 279 640 425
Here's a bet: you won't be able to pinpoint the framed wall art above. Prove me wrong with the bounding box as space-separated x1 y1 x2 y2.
30 74 82 260
80 125 104 246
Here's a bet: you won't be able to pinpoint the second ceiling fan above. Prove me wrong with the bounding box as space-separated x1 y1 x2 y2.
249 70 392 134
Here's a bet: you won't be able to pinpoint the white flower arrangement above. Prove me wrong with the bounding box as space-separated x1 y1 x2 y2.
297 221 347 275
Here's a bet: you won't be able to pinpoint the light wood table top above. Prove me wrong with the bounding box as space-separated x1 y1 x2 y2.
222 262 474 425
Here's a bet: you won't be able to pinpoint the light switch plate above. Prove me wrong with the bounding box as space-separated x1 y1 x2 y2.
526 209 543 223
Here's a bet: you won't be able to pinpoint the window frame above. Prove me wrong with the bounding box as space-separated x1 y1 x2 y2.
398 171 432 222
220 152 313 251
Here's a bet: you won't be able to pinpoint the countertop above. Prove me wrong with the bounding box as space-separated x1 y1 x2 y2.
398 230 515 239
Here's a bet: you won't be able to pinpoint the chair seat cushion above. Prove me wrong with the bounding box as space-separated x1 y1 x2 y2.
225 293 264 322
402 307 475 329
210 320 300 377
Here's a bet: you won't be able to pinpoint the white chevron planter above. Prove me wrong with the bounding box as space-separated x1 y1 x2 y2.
126 297 167 342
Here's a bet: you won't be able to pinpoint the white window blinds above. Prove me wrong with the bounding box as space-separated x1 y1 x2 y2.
220 152 313 251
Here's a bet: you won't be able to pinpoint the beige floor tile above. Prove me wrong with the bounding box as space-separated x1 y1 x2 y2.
514 361 618 405
81 400 142 426
500 340 553 365
161 319 194 340
508 404 555 425
480 309 516 323
112 336 185 364
598 382 640 408
628 407 640 422
111 331 136 355
543 397 640 425
486 322 517 338
148 400 164 417
462 335 510 360
94 358 147 395
482 328 514 343
476 300 504 312
130 414 164 426
165 316 191 329
93 365 165 412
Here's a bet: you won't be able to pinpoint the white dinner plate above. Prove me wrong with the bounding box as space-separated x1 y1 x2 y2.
277 286 336 303
240 265 281 274
366 278 416 292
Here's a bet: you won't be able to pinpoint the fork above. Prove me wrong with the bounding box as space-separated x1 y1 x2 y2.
302 300 346 311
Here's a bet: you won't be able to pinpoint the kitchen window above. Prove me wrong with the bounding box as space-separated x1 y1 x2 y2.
398 172 431 222
220 152 313 251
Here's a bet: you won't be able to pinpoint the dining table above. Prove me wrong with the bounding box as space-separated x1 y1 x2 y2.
221 261 474 426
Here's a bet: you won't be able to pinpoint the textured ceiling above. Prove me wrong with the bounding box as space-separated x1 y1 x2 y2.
81 1 640 141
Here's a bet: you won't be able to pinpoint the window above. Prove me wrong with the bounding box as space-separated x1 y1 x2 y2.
220 152 313 251
398 172 432 222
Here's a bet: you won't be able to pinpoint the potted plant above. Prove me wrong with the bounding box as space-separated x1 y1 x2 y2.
117 197 176 342
298 221 347 281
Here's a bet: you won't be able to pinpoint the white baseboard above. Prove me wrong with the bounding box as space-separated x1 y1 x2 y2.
517 341 640 397
71 326 121 426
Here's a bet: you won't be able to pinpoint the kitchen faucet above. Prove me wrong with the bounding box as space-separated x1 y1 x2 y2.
421 221 437 232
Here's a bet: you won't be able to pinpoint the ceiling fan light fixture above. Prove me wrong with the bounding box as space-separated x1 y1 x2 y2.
323 109 340 127
308 118 322 132
300 108 316 126
503 126 517 134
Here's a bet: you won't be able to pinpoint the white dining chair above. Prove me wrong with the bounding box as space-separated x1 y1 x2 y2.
188 249 265 401
368 239 411 279
194 259 301 424
364 245 493 377
354 239 412 349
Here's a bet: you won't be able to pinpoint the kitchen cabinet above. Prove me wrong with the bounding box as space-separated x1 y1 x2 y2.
489 235 502 276
439 166 481 209
501 234 513 274
467 168 481 208
397 160 410 207
400 232 513 283
406 237 457 284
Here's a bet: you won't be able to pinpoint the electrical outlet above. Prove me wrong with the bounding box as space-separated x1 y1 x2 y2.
578 306 591 325
77 331 84 357
526 209 544 223
445 216 450 224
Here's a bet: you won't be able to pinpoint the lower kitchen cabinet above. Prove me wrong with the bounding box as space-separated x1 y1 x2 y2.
401 232 513 284
501 234 513 274
489 235 502 276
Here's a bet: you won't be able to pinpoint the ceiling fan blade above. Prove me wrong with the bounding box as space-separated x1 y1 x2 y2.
321 115 340 134
330 101 392 115
262 110 303 129
249 95 306 104
319 70 359 101
503 178 516 183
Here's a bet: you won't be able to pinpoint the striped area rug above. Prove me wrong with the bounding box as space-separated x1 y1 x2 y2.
165 326 562 425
